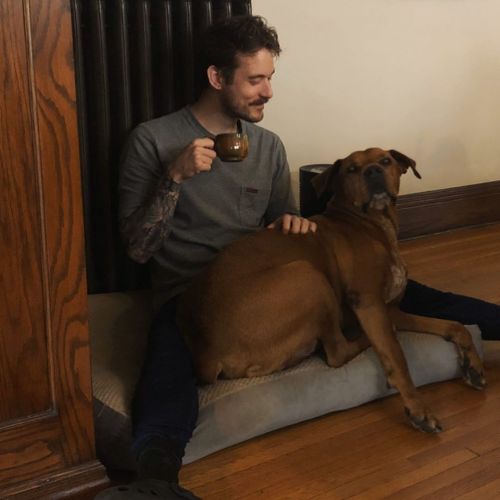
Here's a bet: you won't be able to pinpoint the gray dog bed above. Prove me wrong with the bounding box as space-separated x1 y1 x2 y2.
89 291 483 470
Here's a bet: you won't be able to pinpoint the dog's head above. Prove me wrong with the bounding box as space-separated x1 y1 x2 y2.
311 148 421 212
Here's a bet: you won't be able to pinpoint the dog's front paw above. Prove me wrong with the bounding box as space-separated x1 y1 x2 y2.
461 356 486 390
404 407 442 434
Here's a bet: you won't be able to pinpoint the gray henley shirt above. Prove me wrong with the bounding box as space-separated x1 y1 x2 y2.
119 106 297 307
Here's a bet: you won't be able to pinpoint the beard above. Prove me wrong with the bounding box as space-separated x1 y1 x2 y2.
220 91 268 123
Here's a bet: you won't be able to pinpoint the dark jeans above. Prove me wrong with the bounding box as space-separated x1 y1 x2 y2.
131 280 500 457
401 279 500 341
131 298 198 459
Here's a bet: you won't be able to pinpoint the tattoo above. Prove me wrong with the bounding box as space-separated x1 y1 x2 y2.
120 174 180 263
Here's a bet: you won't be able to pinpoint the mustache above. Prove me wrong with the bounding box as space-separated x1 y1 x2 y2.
250 98 269 106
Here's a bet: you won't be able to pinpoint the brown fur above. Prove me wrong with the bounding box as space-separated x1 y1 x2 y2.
177 147 485 432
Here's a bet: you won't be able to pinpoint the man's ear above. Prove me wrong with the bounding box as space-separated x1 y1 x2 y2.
207 65 223 90
311 159 342 198
389 149 422 179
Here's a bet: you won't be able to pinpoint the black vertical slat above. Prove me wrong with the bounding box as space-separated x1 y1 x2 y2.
193 0 213 34
152 0 176 116
84 0 117 292
132 0 154 123
192 0 213 100
108 0 133 139
71 0 99 292
232 0 251 16
173 0 195 105
107 0 150 290
213 0 232 20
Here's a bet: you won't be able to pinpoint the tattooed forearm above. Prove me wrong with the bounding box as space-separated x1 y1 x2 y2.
120 175 180 263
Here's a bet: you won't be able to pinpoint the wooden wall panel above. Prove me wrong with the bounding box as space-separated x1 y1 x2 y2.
0 0 51 421
0 0 107 497
28 0 95 466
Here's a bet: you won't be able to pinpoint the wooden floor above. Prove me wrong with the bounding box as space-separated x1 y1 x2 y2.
181 222 500 499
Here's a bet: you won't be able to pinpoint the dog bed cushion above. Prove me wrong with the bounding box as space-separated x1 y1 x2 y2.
89 291 483 470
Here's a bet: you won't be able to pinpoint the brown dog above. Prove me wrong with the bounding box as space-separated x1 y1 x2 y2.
177 148 485 433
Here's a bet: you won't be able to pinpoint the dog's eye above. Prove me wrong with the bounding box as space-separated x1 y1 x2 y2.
380 158 391 166
347 166 358 173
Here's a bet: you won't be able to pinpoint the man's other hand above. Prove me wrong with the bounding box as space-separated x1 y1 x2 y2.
267 214 317 234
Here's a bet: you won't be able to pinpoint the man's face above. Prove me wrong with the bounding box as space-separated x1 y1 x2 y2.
219 48 275 123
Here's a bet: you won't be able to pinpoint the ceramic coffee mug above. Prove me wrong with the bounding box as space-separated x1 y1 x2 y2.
214 132 249 162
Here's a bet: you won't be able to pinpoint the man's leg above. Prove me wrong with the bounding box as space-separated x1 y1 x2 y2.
95 298 200 499
400 279 500 340
131 297 199 480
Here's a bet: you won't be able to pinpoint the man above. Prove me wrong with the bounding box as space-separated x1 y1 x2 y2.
97 14 500 500
97 15 316 500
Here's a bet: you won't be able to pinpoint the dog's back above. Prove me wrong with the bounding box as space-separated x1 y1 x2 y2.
177 214 384 383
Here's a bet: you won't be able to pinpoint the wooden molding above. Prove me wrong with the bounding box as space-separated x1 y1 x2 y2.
0 0 107 498
398 180 500 240
0 460 108 499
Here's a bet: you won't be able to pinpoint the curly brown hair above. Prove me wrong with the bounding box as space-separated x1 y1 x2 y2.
197 15 281 88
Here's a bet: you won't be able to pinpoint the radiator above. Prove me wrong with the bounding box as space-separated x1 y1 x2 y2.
72 0 252 293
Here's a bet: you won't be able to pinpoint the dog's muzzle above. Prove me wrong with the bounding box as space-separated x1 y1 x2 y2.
363 164 394 211
364 164 387 194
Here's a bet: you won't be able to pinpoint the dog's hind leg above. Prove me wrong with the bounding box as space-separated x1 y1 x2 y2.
189 343 223 384
321 324 371 367
389 309 485 390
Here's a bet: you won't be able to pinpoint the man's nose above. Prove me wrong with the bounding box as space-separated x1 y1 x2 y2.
261 79 273 99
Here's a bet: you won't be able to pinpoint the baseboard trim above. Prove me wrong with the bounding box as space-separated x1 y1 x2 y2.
0 460 109 499
398 180 500 240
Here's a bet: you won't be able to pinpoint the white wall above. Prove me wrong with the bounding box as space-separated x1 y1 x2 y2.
252 0 500 195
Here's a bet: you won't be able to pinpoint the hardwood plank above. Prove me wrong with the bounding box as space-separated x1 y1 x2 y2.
385 447 500 499
455 477 500 499
345 449 476 500
400 222 500 303
231 387 500 500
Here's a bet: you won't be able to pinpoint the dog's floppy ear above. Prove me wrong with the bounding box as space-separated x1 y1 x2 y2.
389 149 422 179
311 159 342 198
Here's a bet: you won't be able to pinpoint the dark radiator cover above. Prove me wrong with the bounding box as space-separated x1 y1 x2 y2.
72 0 252 293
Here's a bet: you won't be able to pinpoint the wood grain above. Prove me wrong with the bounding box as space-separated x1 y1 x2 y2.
400 223 500 304
0 0 51 422
180 223 500 499
28 0 96 465
0 0 107 497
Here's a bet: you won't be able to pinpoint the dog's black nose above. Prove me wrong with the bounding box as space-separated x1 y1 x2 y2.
364 165 384 178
